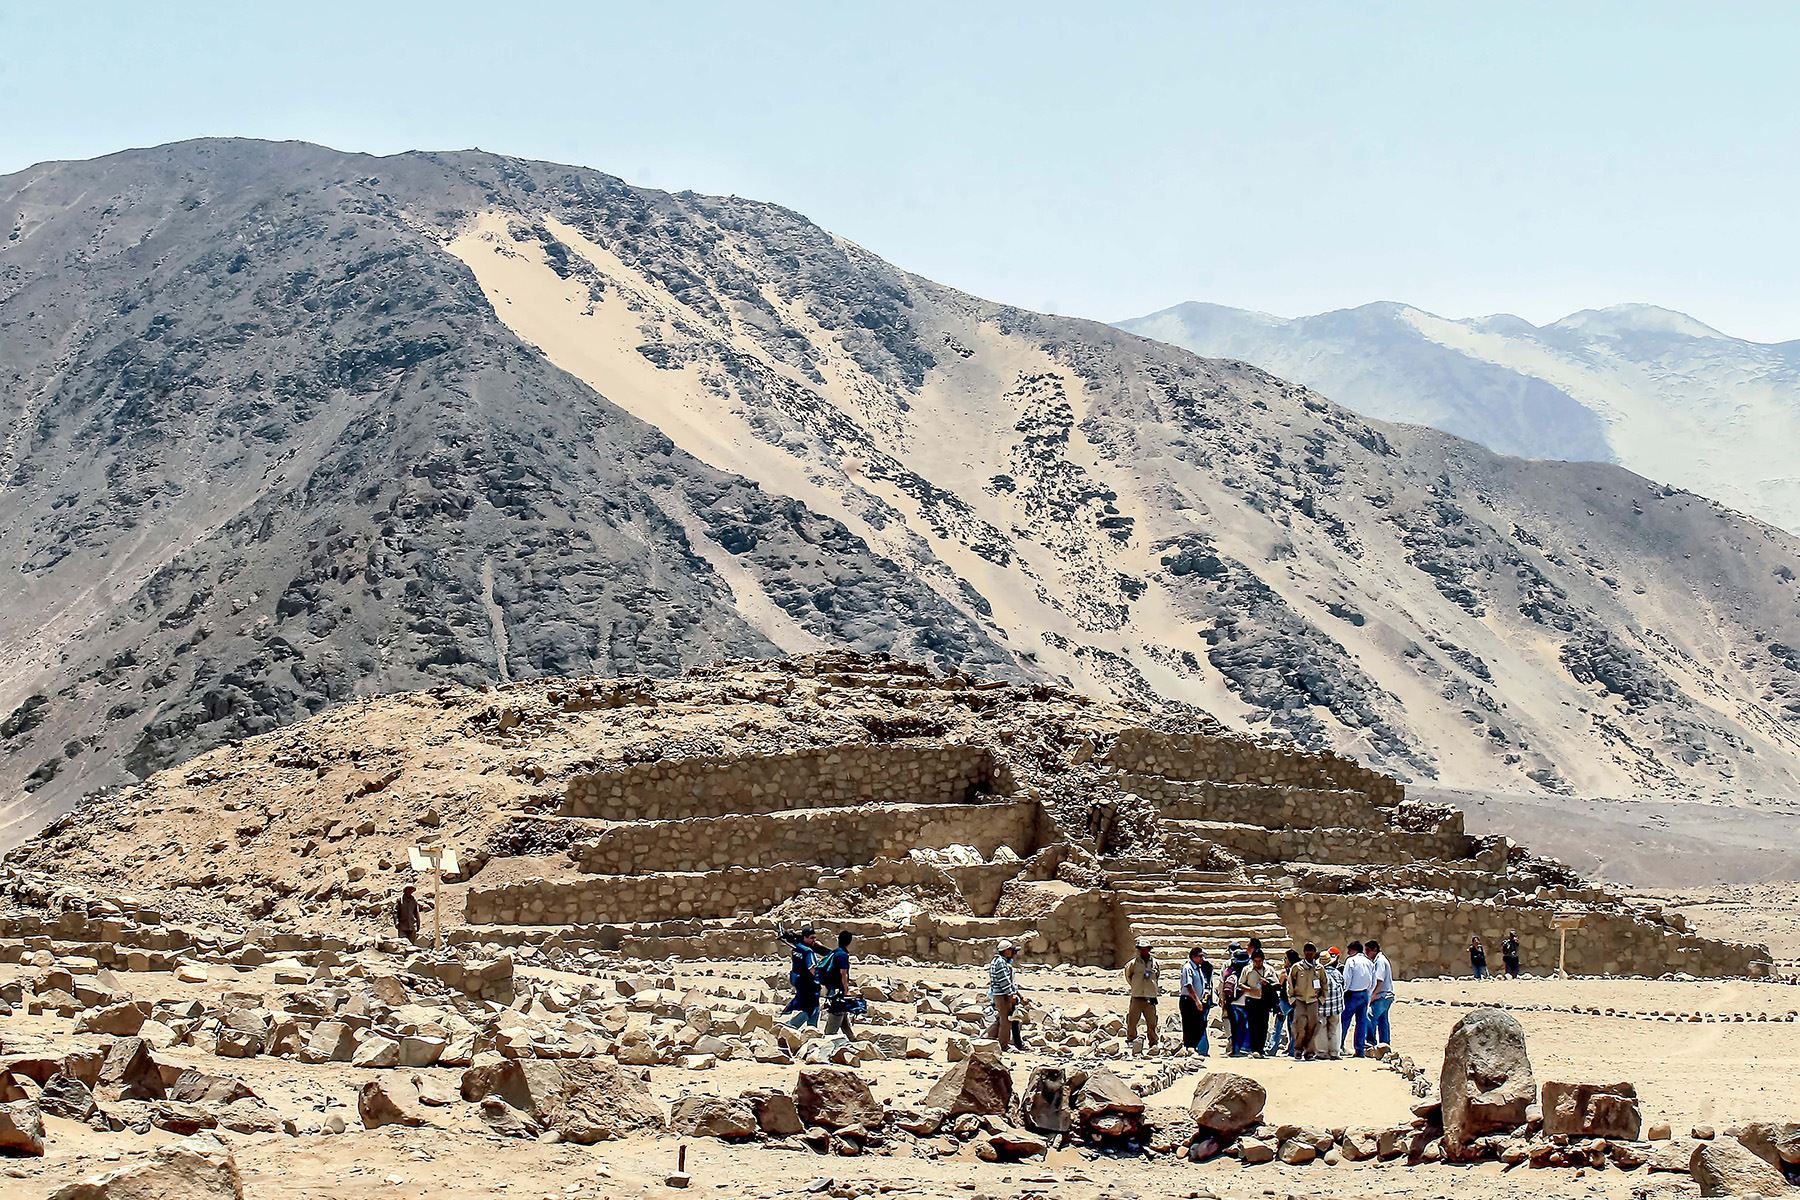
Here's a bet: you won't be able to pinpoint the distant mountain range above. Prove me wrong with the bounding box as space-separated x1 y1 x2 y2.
1117 301 1800 533
2 140 1798 851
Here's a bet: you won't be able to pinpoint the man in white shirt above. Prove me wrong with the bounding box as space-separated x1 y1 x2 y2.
1340 938 1373 1056
1366 940 1396 1046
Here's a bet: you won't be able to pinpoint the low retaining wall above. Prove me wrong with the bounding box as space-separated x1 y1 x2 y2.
1106 729 1404 804
1275 891 1770 978
1120 774 1389 829
572 799 1042 875
562 743 1001 820
459 888 1120 968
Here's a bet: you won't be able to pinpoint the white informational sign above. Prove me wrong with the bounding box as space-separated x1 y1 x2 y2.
407 843 458 952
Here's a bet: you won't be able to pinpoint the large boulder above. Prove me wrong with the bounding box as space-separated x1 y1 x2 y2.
1076 1069 1147 1142
1692 1138 1791 1197
1440 1009 1534 1155
76 1001 149 1038
47 1139 242 1198
95 1038 165 1102
358 1078 428 1129
0 1099 45 1156
1541 1081 1641 1140
459 1058 660 1143
795 1067 884 1131
1020 1067 1075 1136
300 1021 357 1064
670 1095 758 1139
743 1088 804 1137
1733 1122 1800 1174
166 1070 258 1108
1189 1072 1266 1138
924 1056 1013 1117
39 1073 98 1121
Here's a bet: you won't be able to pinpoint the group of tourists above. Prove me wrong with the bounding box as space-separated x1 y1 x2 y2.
775 923 1403 1061
1118 936 1396 1059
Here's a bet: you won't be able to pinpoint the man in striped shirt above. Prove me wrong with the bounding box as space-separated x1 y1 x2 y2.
987 939 1021 1050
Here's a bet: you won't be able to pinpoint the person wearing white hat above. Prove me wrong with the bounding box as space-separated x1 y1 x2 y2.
1124 936 1162 1050
987 939 1021 1049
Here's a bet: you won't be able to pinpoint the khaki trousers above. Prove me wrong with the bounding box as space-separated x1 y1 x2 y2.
1126 997 1159 1045
987 993 1018 1045
1289 1000 1320 1056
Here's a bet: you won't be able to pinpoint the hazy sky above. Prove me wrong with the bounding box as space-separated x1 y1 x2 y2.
4 2 1796 340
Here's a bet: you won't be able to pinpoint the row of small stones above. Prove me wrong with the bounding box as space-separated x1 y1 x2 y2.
1416 996 1800 1022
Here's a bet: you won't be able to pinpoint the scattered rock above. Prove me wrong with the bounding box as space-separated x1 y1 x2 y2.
924 1056 1013 1117
1691 1138 1790 1197
1189 1072 1265 1138
795 1068 884 1132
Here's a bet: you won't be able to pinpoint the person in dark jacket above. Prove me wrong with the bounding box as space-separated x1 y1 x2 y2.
1502 930 1521 978
780 926 822 1028
395 886 421 942
1469 935 1489 980
822 931 857 1039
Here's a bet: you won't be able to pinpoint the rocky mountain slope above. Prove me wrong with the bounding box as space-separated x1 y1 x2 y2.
1116 300 1800 533
3 139 1798 849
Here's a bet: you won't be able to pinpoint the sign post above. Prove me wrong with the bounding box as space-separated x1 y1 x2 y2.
408 844 459 953
1550 912 1585 979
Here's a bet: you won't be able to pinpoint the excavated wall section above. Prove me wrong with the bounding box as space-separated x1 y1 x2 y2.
572 799 1043 875
561 743 1001 820
1106 729 1404 804
465 856 1037 925
1164 822 1481 867
1277 891 1768 977
1117 774 1388 829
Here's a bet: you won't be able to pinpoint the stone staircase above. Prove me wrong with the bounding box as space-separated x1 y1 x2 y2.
1107 866 1292 970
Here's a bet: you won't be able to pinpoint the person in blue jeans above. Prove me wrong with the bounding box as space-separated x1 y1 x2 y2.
1220 944 1252 1055
1339 938 1371 1055
779 926 822 1028
1365 940 1395 1046
1267 948 1297 1055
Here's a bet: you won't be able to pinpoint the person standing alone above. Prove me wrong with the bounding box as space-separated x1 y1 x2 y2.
987 939 1023 1050
395 886 421 943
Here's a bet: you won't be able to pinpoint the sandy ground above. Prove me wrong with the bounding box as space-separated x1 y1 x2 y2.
7 905 1800 1199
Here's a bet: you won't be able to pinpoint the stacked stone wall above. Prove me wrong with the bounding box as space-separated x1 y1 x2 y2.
572 799 1041 875
1105 729 1404 804
562 743 1000 820
1276 891 1770 978
467 856 990 926
1165 822 1480 867
453 889 1121 968
1119 774 1388 829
